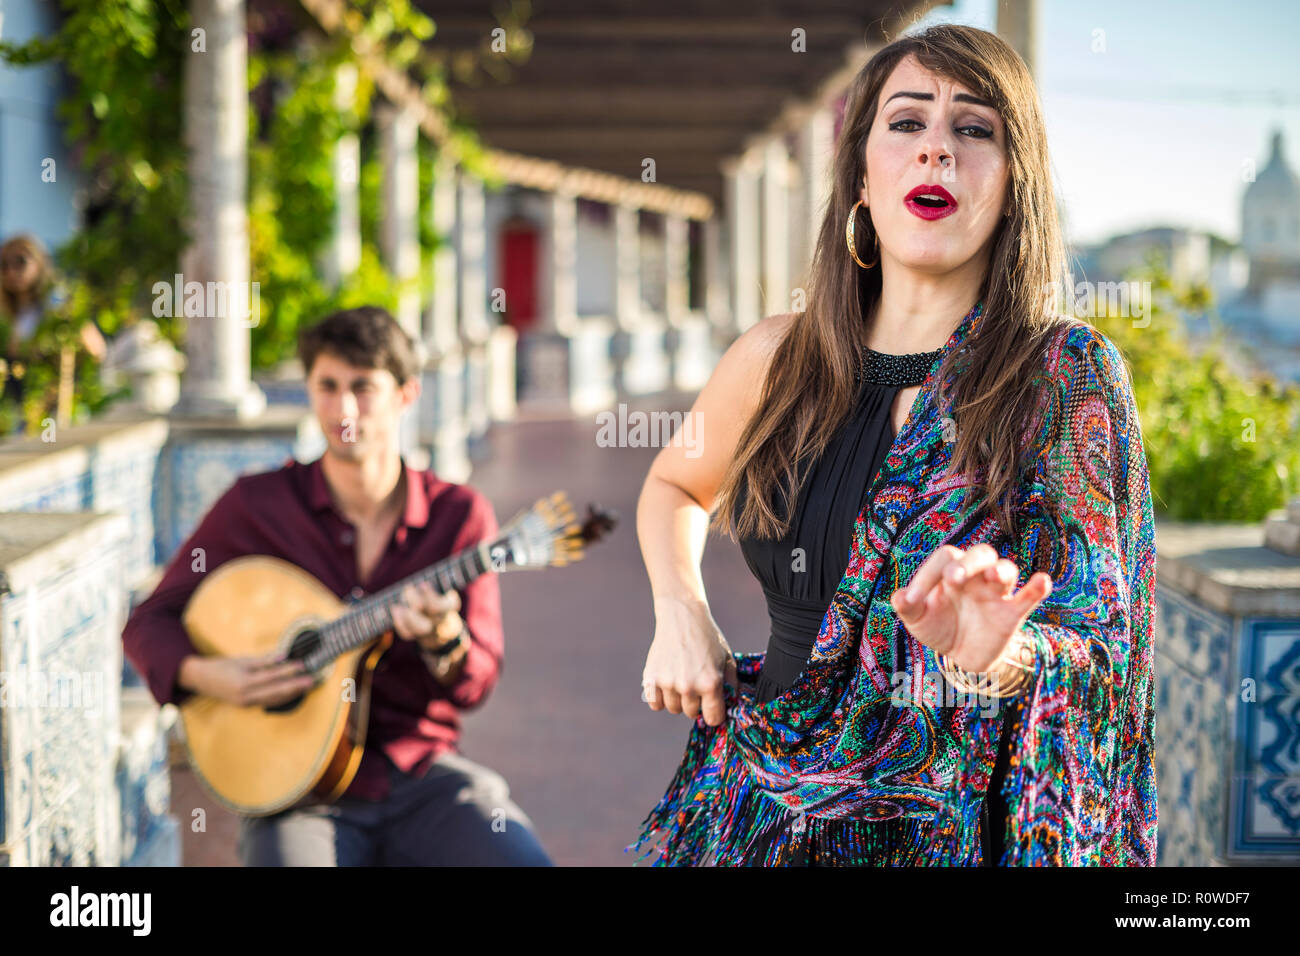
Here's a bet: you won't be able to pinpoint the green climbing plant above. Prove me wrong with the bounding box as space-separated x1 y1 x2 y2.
0 0 514 435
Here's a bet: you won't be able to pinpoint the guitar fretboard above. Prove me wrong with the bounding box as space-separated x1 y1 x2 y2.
301 540 500 671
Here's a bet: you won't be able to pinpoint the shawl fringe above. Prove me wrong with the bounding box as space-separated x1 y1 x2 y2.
625 715 961 866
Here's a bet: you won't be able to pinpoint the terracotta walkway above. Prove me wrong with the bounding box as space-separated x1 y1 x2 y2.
173 391 771 866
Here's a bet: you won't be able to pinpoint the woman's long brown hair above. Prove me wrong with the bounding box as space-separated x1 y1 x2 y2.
711 23 1071 545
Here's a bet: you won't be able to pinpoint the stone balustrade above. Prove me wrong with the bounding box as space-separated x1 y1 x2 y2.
1154 511 1300 865
0 406 321 867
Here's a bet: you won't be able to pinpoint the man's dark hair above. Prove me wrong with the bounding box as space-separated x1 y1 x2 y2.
297 306 419 385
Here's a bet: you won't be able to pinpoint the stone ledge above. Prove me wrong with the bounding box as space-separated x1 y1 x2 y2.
0 404 318 479
0 510 132 594
0 416 169 481
164 403 317 438
1155 520 1300 617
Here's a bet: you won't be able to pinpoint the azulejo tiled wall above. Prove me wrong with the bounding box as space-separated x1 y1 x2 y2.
1154 584 1232 866
1232 618 1300 857
1154 521 1300 865
0 512 129 866
0 419 168 592
0 408 321 867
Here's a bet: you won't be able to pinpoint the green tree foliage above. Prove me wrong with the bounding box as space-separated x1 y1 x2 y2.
0 0 190 346
1 0 506 432
1085 255 1300 522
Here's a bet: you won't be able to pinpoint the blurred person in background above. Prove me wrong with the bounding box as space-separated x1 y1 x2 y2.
0 234 107 430
123 306 553 867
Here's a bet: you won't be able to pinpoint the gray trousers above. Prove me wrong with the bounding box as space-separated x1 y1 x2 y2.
237 750 554 866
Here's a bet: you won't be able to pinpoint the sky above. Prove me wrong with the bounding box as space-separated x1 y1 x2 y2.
911 0 1300 246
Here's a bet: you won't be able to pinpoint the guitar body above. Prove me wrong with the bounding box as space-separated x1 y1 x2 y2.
171 491 618 818
178 555 391 817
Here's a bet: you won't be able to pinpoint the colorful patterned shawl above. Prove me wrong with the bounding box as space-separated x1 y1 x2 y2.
628 302 1158 866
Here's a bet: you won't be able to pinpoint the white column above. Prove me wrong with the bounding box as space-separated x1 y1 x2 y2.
377 101 420 339
796 106 834 292
542 187 579 337
457 174 492 344
725 151 761 333
428 154 460 354
613 202 641 332
322 61 361 288
664 213 689 328
175 0 264 419
761 137 790 319
522 187 613 412
668 213 711 392
997 0 1039 79
703 216 729 334
420 154 470 481
457 173 493 449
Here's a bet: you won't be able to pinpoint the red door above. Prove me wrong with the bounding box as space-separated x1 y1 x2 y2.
500 216 539 333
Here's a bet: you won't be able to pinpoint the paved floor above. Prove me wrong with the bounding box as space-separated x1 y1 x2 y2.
172 390 770 866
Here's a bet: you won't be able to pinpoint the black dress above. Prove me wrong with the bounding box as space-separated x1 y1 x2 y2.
734 373 898 706
732 362 1012 866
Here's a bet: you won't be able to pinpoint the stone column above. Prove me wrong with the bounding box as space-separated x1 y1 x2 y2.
666 212 709 391
541 187 579 338
612 201 664 396
376 101 423 464
518 188 614 412
664 213 689 326
175 0 264 420
997 0 1039 79
420 155 469 481
428 154 460 356
795 105 834 293
610 201 634 393
703 216 730 337
761 137 791 320
613 202 641 333
321 61 361 288
725 151 761 334
377 101 421 339
457 173 493 454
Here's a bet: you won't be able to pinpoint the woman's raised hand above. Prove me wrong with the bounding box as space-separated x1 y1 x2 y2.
889 543 1051 675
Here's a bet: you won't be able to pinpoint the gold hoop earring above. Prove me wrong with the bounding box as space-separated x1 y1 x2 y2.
846 199 878 269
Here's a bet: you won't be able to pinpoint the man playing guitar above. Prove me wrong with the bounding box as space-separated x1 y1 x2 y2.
123 305 552 866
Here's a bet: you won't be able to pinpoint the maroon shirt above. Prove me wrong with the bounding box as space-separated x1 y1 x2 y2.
122 455 505 802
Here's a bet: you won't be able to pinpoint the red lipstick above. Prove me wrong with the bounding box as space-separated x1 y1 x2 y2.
904 184 958 220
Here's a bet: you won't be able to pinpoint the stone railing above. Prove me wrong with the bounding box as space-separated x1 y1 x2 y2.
0 511 132 865
1154 503 1300 865
0 406 321 866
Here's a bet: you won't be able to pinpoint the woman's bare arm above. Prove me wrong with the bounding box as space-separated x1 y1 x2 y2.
637 312 794 725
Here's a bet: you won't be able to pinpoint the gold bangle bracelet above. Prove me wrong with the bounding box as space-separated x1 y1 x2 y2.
937 637 1035 699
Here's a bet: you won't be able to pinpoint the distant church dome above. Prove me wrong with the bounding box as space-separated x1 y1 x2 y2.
1242 130 1300 261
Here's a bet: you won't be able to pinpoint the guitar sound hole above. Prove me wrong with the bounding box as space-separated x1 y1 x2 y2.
263 628 323 714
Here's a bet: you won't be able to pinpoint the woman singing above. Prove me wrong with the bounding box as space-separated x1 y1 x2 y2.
630 24 1157 866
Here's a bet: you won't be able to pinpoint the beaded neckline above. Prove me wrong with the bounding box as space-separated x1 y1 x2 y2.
855 343 946 387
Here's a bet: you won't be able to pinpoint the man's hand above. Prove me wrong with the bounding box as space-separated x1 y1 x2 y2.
178 652 315 708
390 580 466 653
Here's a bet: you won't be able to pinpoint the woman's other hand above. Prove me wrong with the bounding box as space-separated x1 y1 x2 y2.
642 595 738 727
